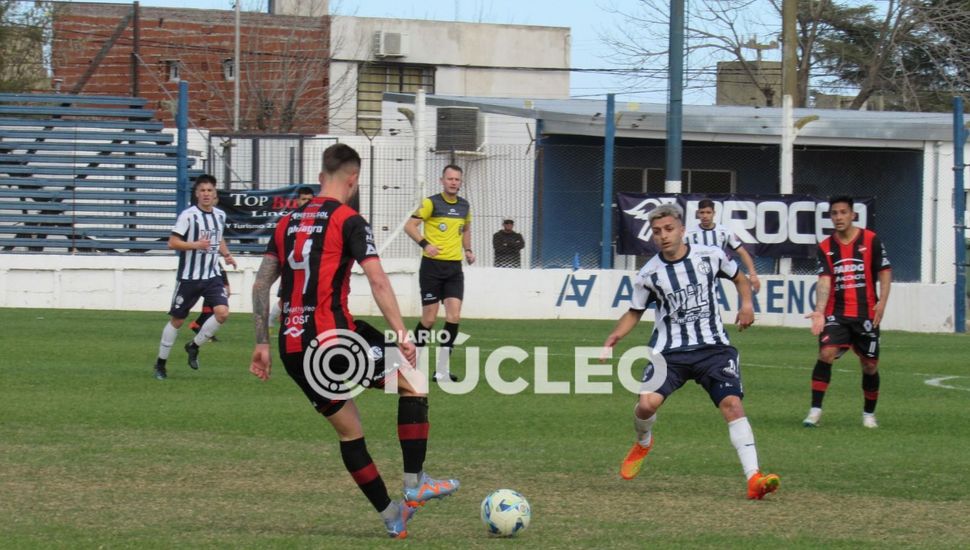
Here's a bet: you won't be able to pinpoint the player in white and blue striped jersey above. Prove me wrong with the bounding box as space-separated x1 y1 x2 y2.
153 175 237 380
684 199 760 293
603 202 780 500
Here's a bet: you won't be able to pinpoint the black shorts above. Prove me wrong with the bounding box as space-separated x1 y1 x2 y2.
279 320 393 416
168 277 229 318
819 316 880 360
419 257 464 305
642 346 744 407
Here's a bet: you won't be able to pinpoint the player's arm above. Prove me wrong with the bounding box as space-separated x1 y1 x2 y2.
601 309 645 359
462 220 476 264
218 238 237 268
873 269 892 327
361 258 416 367
734 246 759 293
405 201 439 257
168 232 208 251
731 270 755 331
807 276 831 336
250 254 281 381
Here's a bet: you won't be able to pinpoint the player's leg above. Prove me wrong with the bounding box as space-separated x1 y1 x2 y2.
804 320 849 427
852 321 881 428
701 347 779 499
433 265 464 382
184 279 230 369
395 375 460 506
327 401 416 538
415 261 441 353
154 281 199 379
621 392 665 480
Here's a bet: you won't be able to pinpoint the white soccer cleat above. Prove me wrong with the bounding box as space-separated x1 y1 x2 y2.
862 413 878 429
803 407 822 427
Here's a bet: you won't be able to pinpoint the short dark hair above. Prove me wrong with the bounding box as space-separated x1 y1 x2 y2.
297 186 314 195
193 174 217 191
323 143 361 175
442 164 463 176
828 195 854 209
503 219 514 224
697 199 715 210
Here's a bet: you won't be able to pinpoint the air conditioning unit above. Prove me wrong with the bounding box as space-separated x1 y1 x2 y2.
374 31 408 58
436 107 481 152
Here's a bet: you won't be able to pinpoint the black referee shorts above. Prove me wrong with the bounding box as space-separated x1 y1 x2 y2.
419 257 464 306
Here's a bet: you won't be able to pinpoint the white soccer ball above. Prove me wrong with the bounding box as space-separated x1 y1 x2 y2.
480 489 531 537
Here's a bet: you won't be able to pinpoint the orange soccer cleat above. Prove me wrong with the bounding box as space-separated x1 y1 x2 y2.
620 438 654 480
747 471 781 500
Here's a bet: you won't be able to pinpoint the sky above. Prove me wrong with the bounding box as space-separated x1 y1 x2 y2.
60 0 716 104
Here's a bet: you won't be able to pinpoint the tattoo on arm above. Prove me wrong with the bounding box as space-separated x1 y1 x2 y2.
252 255 281 345
815 279 831 313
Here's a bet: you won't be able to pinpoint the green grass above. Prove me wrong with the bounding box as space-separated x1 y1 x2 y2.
1 308 969 548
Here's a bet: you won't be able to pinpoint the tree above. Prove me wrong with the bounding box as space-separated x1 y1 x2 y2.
0 0 56 93
600 0 968 111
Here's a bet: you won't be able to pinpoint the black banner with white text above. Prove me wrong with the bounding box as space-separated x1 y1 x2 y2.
616 193 874 258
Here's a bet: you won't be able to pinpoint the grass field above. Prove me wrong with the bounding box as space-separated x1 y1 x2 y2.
1 307 969 549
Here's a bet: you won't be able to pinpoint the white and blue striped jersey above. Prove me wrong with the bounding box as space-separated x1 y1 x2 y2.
684 223 742 251
171 205 227 281
631 244 739 352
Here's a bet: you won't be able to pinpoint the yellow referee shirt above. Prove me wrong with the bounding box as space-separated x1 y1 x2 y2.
413 194 471 261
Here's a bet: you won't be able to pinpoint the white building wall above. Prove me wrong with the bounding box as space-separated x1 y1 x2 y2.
0 255 955 333
328 16 569 136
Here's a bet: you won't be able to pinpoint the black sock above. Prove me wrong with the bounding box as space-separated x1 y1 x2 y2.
442 322 459 352
413 321 432 347
340 437 391 512
811 360 832 408
862 371 880 414
155 358 166 368
398 396 429 475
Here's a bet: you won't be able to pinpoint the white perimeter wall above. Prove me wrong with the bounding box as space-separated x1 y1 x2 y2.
0 255 954 333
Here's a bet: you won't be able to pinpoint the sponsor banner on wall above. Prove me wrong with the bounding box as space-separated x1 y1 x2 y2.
217 184 319 237
616 193 874 258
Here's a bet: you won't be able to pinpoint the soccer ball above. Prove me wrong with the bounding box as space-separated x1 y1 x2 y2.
480 489 531 537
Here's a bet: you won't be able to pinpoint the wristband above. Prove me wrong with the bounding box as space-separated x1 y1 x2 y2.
418 239 430 248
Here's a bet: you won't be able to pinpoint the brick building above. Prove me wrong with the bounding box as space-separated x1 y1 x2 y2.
52 3 330 133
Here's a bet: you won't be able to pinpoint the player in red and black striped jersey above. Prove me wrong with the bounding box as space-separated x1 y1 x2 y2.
804 195 893 429
248 144 458 539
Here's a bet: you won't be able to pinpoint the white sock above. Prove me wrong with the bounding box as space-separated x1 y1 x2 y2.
633 408 656 446
158 322 178 360
728 417 759 480
379 500 399 522
435 346 452 375
193 316 222 346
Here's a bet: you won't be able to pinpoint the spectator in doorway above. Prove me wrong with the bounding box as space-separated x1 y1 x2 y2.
492 219 525 268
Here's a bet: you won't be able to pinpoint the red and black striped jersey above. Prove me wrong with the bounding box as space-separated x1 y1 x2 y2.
266 196 379 354
817 228 891 320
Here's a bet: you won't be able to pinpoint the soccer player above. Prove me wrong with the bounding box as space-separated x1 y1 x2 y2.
804 195 892 429
685 199 760 293
602 203 780 500
153 175 236 380
404 164 475 382
268 185 316 324
248 144 459 539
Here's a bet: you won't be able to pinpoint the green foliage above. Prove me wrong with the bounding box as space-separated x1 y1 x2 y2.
1 308 969 547
0 0 54 93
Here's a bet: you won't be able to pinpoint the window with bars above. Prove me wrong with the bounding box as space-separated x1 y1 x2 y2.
614 167 735 194
356 63 434 136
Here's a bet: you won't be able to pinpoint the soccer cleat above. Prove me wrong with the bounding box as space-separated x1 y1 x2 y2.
383 500 417 539
863 413 879 429
153 363 167 380
747 471 781 500
403 473 460 507
803 407 822 427
185 341 200 370
620 438 653 480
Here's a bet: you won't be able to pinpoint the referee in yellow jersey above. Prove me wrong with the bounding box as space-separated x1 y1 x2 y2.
405 164 475 382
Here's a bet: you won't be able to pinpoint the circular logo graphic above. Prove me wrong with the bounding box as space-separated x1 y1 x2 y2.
698 261 712 275
302 329 377 400
438 222 448 232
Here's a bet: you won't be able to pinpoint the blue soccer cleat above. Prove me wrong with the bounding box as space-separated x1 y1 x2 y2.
383 500 417 539
403 472 460 507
